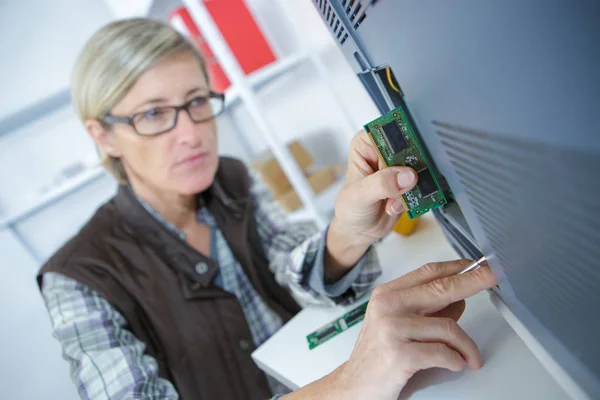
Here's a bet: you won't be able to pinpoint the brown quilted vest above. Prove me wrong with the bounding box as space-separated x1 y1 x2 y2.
37 157 301 400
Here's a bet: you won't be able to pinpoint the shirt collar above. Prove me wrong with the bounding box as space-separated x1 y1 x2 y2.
131 187 217 241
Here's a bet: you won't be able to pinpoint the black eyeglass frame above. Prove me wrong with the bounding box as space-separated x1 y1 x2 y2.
101 91 225 136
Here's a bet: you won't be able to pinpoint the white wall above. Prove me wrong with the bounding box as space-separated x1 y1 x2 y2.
0 1 113 399
0 0 114 120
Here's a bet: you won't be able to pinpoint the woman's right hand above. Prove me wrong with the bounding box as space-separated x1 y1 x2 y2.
283 259 497 400
337 259 497 399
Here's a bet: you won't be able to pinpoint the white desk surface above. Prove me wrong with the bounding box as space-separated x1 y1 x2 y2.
252 214 569 399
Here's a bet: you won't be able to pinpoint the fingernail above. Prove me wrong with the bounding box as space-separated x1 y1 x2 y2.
475 357 483 370
390 199 404 214
397 170 416 188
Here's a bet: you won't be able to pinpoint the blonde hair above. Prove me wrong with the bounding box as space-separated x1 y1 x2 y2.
71 18 210 183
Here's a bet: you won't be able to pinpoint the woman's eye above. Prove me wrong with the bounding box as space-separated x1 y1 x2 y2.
190 97 208 107
142 109 166 120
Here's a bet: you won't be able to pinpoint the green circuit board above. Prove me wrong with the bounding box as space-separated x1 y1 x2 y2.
364 106 447 219
307 302 369 350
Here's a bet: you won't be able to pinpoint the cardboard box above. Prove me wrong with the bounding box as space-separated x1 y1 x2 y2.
275 166 339 212
253 141 313 196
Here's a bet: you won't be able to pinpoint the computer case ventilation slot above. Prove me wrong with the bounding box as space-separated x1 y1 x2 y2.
314 0 370 42
435 121 600 380
344 0 369 30
314 0 346 44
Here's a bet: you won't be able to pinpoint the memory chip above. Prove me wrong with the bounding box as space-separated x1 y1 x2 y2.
344 309 366 325
363 105 447 218
316 326 337 340
417 169 438 197
381 121 408 153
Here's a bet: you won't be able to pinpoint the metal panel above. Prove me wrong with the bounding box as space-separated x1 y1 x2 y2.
311 0 374 73
435 122 600 392
315 0 600 397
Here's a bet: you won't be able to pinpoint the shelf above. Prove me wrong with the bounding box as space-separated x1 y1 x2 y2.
225 51 308 107
0 166 106 228
0 88 71 139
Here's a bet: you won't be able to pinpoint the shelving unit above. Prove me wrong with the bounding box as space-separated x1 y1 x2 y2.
225 50 308 107
181 0 358 229
0 165 106 229
181 0 323 228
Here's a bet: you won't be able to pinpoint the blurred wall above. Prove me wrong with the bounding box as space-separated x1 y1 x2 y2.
0 2 113 398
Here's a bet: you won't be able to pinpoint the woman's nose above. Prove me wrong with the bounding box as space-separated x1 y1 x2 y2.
173 109 203 146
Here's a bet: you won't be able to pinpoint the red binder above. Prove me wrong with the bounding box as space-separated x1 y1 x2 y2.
169 1 277 92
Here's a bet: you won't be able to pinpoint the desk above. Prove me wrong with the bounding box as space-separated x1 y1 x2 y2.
252 214 569 399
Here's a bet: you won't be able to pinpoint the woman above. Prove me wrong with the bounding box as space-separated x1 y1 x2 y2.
39 18 496 400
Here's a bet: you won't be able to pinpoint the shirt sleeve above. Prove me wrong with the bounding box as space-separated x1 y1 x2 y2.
250 171 382 307
41 272 179 400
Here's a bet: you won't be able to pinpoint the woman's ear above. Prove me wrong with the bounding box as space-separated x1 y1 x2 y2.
85 119 122 158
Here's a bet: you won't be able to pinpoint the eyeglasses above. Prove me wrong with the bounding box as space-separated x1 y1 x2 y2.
102 91 225 136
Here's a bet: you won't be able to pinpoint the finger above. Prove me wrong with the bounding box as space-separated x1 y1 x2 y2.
385 198 405 216
346 130 381 183
402 316 481 369
428 300 466 322
400 266 498 315
379 259 474 294
349 166 417 209
405 342 466 375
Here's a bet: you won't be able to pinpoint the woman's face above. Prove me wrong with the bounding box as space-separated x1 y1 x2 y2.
92 51 219 195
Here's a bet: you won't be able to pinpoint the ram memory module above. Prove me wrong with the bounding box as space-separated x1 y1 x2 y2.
364 106 447 219
306 301 369 350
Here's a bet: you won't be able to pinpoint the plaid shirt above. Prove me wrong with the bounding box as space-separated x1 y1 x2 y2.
41 172 381 399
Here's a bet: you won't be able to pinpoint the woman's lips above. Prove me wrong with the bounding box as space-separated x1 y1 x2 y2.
178 152 208 166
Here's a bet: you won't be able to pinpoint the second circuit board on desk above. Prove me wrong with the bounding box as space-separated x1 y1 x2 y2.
306 302 369 350
364 106 447 219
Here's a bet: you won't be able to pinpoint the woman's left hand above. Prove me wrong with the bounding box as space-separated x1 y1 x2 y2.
325 130 418 277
